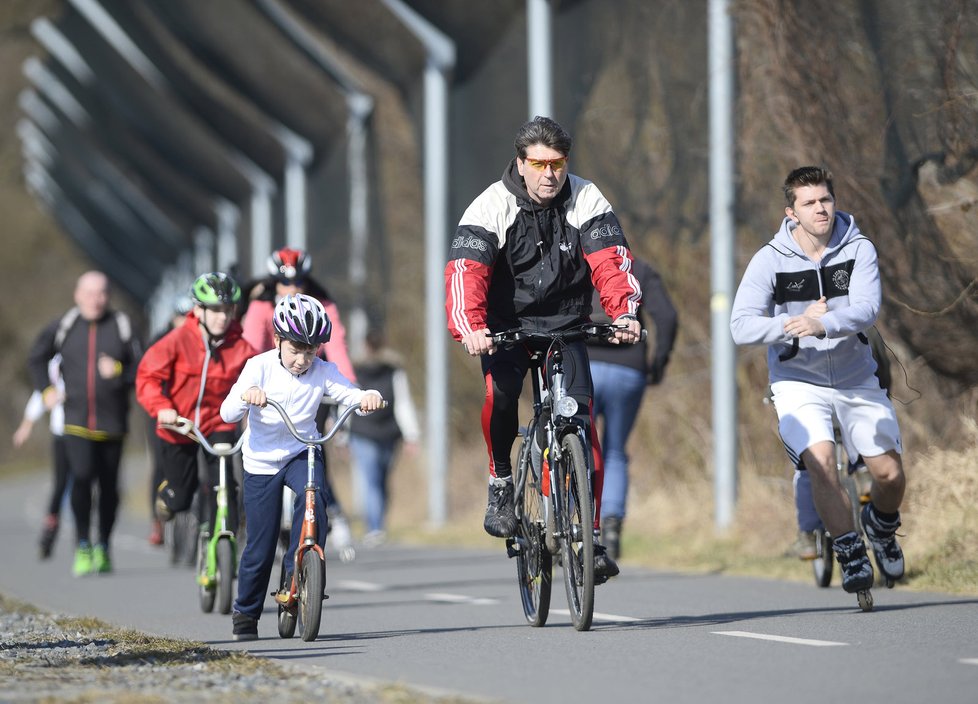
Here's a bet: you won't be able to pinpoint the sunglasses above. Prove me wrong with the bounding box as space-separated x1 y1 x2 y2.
523 156 568 172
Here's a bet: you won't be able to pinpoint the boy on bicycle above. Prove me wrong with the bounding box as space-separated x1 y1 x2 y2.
730 166 907 594
136 272 256 544
220 293 384 641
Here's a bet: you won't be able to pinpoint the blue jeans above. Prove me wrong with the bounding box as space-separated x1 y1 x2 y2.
349 435 397 533
793 468 823 532
233 449 329 620
590 361 647 519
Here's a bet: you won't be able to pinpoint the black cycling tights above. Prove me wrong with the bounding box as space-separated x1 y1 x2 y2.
480 339 593 479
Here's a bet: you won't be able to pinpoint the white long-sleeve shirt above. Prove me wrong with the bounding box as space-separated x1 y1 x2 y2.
391 369 421 443
220 349 373 475
23 356 65 436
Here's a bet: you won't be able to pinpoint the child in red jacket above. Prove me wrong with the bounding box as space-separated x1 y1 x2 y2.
136 273 257 534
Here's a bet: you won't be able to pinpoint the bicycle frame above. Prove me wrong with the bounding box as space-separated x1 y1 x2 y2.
158 418 245 613
263 398 362 608
496 323 642 630
526 345 591 530
199 442 237 588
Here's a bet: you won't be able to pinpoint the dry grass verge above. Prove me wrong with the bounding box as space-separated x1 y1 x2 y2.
376 418 978 597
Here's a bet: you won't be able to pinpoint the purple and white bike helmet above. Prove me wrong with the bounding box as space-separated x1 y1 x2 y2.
273 293 332 346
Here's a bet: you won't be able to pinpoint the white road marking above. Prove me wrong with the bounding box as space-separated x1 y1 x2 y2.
713 630 848 647
336 580 386 592
551 609 642 623
958 658 978 666
425 592 498 606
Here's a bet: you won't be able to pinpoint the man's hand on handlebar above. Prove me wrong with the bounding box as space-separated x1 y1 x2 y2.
609 315 642 345
360 391 386 413
460 328 495 357
241 386 267 407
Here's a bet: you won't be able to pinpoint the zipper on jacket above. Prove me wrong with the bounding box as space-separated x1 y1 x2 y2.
87 322 97 430
194 330 212 428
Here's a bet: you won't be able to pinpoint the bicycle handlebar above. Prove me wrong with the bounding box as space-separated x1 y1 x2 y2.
263 397 381 446
158 418 246 456
490 323 647 347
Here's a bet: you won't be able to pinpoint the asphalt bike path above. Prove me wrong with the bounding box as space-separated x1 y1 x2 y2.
2 461 977 704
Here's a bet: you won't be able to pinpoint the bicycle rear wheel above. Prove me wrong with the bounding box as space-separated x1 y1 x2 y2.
514 435 552 627
556 433 594 632
299 551 325 642
811 530 834 588
277 560 297 639
197 531 215 613
169 510 199 568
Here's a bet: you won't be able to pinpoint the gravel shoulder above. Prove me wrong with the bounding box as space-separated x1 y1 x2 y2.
0 594 485 704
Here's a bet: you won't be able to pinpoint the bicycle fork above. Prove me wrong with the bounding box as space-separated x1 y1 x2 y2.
199 451 237 588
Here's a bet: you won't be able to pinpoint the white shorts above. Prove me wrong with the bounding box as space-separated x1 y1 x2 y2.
770 380 902 466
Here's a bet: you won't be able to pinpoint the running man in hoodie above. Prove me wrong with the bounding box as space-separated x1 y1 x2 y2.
730 166 907 594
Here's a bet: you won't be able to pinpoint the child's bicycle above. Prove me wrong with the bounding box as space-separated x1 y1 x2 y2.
494 323 643 632
263 397 375 642
158 419 244 615
278 399 357 565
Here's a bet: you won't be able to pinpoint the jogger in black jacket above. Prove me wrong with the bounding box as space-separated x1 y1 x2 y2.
28 271 141 577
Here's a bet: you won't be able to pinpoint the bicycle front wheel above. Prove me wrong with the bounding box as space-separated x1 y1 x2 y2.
514 435 552 627
216 538 235 615
556 433 594 631
299 550 325 642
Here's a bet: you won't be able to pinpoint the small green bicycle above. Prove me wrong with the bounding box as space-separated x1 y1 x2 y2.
161 418 244 615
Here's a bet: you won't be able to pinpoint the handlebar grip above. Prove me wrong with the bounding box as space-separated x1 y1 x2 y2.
158 417 195 436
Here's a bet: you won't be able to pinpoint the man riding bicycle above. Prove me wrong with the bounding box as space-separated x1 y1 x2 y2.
445 116 642 581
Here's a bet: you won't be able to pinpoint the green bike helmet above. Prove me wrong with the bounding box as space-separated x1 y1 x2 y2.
191 272 241 308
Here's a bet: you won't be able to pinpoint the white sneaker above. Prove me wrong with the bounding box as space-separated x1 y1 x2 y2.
362 530 387 548
328 516 356 563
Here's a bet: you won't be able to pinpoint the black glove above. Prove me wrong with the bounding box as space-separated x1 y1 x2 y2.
647 356 669 385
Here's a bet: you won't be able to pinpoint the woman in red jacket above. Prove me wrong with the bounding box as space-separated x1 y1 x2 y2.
136 273 257 534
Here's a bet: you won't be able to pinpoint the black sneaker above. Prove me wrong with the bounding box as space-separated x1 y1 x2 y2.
832 531 875 593
483 479 517 538
154 481 174 522
39 514 59 560
232 611 258 641
593 543 620 583
601 516 623 560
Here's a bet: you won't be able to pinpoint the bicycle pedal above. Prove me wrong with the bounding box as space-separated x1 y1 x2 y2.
505 537 520 558
272 590 296 606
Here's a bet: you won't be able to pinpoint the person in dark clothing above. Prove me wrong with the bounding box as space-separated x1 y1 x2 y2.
27 271 141 576
587 257 678 559
348 329 421 546
12 355 68 559
445 116 643 581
